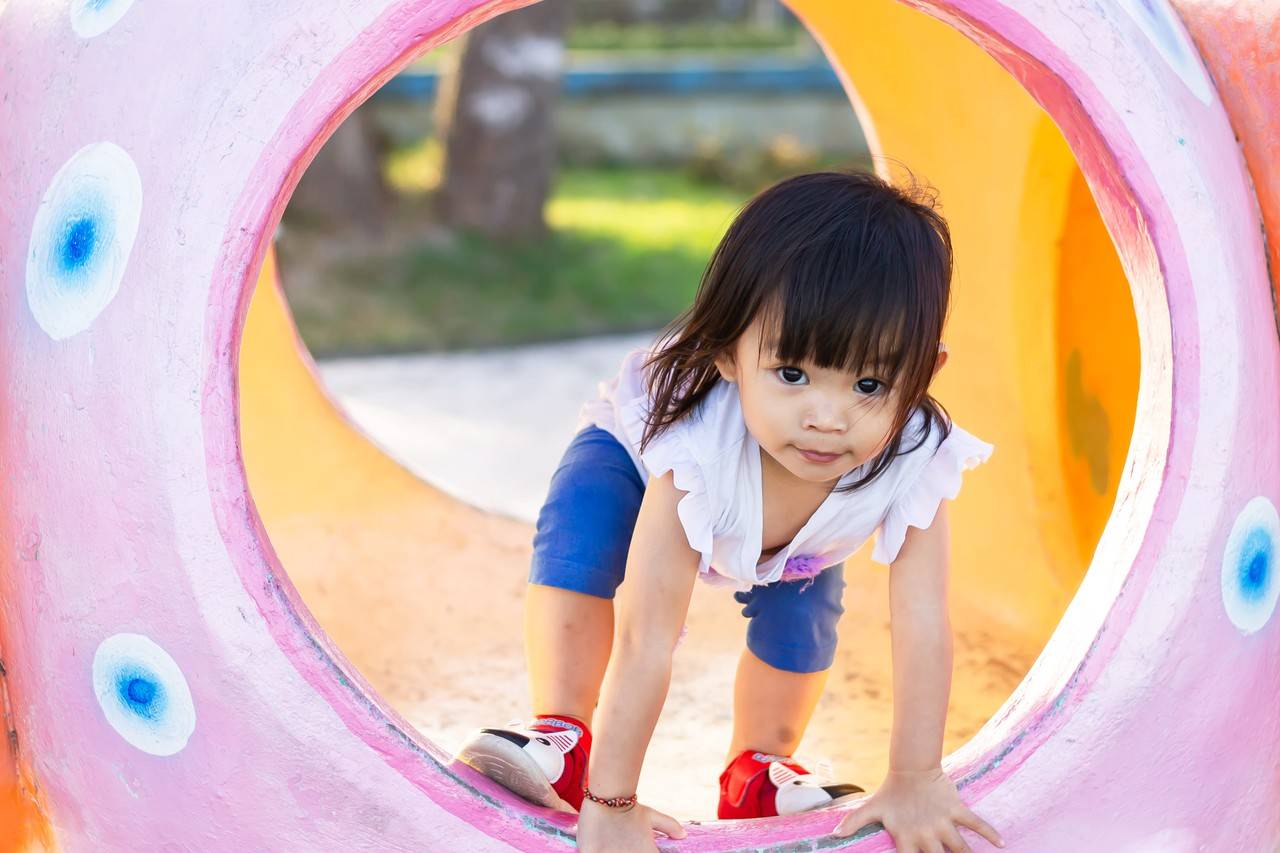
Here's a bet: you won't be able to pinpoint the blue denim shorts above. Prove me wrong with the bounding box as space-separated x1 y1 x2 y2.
528 425 846 674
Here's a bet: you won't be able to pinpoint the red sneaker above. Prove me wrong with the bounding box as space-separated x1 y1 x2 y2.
456 714 592 813
717 749 865 819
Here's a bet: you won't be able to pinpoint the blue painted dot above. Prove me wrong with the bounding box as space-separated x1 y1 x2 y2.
59 216 97 274
126 677 154 705
1221 497 1279 634
115 667 166 721
1239 528 1271 601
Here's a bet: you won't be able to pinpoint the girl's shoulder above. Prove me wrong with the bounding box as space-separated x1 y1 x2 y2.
896 407 993 474
873 407 994 496
866 407 995 564
612 344 746 461
608 345 655 402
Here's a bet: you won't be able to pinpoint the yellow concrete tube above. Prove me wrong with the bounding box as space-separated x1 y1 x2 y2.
239 0 1135 818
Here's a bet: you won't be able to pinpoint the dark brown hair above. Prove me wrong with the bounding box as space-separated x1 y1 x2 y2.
640 168 954 494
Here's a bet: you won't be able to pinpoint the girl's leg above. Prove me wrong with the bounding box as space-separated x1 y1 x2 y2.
725 647 829 763
727 563 847 762
523 425 646 725
524 582 613 725
457 427 641 812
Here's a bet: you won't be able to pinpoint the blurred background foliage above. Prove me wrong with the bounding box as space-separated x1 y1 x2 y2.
277 0 870 356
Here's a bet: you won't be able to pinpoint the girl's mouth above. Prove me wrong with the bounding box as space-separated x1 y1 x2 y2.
795 447 842 464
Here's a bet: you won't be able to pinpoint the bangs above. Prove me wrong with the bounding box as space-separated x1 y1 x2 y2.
752 204 947 384
757 290 909 381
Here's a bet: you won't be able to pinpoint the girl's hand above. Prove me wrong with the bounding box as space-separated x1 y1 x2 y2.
576 798 686 852
831 767 1005 852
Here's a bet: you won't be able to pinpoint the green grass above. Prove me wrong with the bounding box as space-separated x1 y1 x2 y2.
410 23 809 69
278 168 750 356
566 22 805 53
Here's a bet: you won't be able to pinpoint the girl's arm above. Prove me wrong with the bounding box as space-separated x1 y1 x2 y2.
582 469 700 818
886 500 953 773
833 503 1005 849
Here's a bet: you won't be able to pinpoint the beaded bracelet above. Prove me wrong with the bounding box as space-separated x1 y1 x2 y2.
582 784 638 810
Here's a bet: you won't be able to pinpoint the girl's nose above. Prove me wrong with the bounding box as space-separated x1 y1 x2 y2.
802 397 848 432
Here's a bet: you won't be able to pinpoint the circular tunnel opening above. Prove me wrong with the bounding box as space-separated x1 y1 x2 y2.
228 0 1145 831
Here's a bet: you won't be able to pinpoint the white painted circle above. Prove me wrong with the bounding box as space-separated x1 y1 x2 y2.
26 142 142 340
1220 496 1279 635
92 633 197 756
70 0 137 38
1115 0 1215 105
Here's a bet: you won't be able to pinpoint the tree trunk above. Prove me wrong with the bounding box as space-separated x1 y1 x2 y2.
750 0 785 29
434 0 571 241
290 107 391 236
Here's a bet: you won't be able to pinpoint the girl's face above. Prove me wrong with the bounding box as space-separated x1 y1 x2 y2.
715 317 946 486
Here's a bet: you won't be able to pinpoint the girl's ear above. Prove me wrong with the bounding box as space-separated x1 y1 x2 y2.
714 351 738 383
933 343 949 378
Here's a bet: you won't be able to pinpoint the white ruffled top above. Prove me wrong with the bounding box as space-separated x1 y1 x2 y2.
577 347 994 592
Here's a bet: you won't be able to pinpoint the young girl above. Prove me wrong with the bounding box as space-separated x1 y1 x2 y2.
457 170 1006 852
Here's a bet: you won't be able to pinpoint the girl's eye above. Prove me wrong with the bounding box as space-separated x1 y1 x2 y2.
856 378 884 395
777 366 807 385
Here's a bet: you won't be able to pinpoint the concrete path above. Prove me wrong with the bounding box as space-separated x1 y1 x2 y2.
318 331 658 522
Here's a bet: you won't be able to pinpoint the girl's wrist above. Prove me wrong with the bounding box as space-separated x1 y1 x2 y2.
580 797 638 815
886 765 944 777
582 784 639 812
583 799 637 809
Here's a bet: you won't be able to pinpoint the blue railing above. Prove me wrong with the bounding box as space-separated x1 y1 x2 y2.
376 58 844 100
